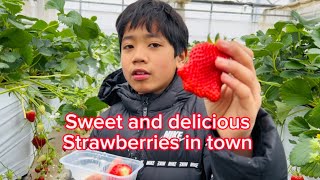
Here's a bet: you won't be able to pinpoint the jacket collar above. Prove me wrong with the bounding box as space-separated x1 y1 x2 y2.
98 69 192 116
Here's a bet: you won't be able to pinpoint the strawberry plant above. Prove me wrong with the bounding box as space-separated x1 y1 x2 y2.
242 11 320 178
0 0 119 178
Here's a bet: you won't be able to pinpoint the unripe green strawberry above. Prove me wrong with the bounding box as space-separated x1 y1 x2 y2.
38 105 46 115
37 155 47 163
74 127 82 134
37 123 45 132
178 42 230 102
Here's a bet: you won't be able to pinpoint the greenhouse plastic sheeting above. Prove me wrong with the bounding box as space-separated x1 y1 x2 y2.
0 92 34 179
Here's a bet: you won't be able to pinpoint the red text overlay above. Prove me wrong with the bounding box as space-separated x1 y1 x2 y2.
63 113 252 151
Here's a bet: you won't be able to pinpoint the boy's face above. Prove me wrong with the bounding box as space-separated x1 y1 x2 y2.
121 24 185 94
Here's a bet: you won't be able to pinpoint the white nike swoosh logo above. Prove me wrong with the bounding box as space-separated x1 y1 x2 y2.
160 137 185 142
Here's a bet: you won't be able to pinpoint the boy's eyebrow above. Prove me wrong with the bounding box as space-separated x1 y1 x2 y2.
122 33 162 41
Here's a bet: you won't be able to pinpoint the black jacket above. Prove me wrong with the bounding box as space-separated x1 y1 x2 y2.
91 69 287 180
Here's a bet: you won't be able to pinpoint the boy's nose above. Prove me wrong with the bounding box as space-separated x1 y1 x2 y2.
132 48 147 64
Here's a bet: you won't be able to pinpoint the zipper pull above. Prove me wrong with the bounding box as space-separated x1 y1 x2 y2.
143 106 148 116
142 97 149 116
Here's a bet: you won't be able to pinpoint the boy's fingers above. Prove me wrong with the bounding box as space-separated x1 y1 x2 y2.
215 57 257 93
232 41 254 59
221 72 253 101
216 39 255 72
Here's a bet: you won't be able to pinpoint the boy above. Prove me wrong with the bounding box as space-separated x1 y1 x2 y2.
91 0 287 179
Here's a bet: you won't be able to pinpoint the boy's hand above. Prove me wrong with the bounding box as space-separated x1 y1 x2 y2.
204 39 261 139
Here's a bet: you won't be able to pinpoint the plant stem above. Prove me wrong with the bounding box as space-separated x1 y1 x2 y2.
28 74 70 79
41 22 59 34
258 79 281 87
0 85 29 95
272 53 279 73
27 79 63 98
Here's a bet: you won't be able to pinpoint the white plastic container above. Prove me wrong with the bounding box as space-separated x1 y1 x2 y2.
60 150 144 180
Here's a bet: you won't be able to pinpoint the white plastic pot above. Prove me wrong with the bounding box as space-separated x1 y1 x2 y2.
0 92 34 179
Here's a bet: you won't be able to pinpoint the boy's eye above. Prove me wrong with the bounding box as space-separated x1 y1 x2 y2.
149 43 161 48
123 45 134 49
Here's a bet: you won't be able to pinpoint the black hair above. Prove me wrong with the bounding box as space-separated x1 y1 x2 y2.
116 0 189 57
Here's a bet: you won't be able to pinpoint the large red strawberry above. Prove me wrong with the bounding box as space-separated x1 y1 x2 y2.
26 110 36 122
178 42 230 102
32 136 46 149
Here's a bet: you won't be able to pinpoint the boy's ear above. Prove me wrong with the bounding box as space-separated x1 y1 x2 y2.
175 49 188 68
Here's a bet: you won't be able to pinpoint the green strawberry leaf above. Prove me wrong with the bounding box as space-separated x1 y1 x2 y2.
286 24 299 33
57 104 84 126
3 0 23 15
265 86 279 102
30 20 48 31
288 116 310 136
19 45 33 65
302 130 320 138
311 29 320 48
7 16 25 29
300 162 320 178
91 16 97 21
280 78 313 106
274 101 292 125
61 58 77 75
290 139 312 166
84 96 108 112
58 10 82 27
307 48 320 55
0 62 9 69
84 110 97 117
0 28 32 48
279 70 305 78
284 61 305 70
252 49 270 58
274 21 291 31
64 52 81 59
265 42 284 53
85 74 94 85
281 33 293 47
39 47 54 56
0 52 20 63
73 17 100 40
241 35 259 46
306 104 320 128
45 0 65 13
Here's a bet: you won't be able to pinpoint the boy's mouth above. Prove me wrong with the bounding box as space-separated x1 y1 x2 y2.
132 69 150 81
